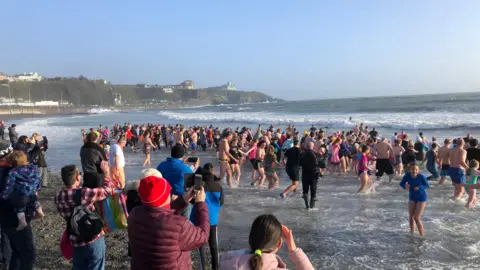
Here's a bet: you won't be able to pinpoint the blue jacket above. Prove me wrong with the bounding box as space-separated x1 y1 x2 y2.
157 158 193 196
190 172 223 226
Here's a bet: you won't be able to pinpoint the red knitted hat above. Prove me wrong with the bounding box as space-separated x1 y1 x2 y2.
138 176 172 207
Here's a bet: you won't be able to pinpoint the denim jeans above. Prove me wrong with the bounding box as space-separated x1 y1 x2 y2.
72 237 105 270
3 226 35 270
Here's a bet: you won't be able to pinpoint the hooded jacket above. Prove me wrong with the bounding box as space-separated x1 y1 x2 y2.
80 142 107 174
190 170 223 226
8 127 18 145
128 198 209 270
219 248 314 270
157 158 193 196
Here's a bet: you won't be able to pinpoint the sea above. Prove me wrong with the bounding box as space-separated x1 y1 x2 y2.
15 92 480 269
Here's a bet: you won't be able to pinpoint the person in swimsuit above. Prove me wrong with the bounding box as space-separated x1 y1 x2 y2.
448 138 469 200
252 141 266 187
190 128 198 156
247 139 258 182
438 138 452 185
392 139 406 176
358 145 375 193
464 160 480 208
374 137 395 183
229 136 249 186
400 164 429 237
281 139 301 198
142 131 156 168
218 131 238 187
264 145 282 190
330 137 342 176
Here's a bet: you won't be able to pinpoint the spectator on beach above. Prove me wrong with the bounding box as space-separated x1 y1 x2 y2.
13 135 33 154
81 132 108 188
0 121 5 140
108 137 127 189
157 144 198 217
193 163 224 270
55 162 115 270
29 133 49 187
0 144 37 270
8 125 18 146
220 214 314 270
128 175 209 270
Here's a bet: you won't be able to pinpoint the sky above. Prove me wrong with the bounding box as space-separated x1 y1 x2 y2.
1 1 479 100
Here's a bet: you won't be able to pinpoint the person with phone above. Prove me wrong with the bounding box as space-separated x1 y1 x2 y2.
157 145 195 218
190 163 224 270
128 175 210 270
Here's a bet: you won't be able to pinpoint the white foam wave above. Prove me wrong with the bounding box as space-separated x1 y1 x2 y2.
87 108 115 114
158 111 480 130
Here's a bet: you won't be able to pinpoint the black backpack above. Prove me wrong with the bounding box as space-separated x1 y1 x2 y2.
67 189 104 243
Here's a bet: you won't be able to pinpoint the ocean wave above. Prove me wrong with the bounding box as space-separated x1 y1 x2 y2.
87 108 115 114
158 111 480 130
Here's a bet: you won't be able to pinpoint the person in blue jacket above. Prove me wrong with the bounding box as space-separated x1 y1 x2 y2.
400 163 429 236
191 163 224 270
157 144 198 217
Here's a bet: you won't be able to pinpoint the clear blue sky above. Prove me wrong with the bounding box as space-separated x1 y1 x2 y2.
1 1 479 100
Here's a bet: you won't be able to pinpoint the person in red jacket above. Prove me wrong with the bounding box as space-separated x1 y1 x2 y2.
128 175 210 270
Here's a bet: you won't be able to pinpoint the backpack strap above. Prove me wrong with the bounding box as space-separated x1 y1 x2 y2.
66 189 83 236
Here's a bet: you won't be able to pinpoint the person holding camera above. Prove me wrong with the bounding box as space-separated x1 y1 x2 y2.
157 145 199 218
192 163 224 270
128 175 209 270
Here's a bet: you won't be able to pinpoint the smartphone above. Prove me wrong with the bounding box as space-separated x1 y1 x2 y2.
187 157 199 163
194 174 203 191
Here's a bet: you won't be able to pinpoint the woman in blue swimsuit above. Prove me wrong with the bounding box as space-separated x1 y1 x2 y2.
400 163 429 236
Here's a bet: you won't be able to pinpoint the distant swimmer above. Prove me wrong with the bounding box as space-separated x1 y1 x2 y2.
348 117 352 122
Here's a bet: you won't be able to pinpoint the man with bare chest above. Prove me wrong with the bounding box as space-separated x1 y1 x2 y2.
218 131 237 186
374 138 395 182
438 138 452 185
448 138 468 200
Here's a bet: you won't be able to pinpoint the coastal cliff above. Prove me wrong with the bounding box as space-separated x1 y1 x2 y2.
0 78 279 106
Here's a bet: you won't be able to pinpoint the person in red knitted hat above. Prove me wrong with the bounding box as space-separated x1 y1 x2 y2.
128 175 210 270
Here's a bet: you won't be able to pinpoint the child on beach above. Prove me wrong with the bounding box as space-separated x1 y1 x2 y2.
264 145 282 189
465 160 480 208
0 150 44 231
357 145 375 193
400 164 429 236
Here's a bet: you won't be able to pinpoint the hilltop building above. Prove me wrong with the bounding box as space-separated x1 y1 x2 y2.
221 81 236 91
10 72 43 82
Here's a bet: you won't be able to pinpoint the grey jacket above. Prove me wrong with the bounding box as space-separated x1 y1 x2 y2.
8 127 18 144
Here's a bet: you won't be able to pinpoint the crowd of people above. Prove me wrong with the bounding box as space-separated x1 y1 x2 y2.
0 120 479 269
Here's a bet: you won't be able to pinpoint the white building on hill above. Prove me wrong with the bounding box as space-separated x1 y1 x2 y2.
11 72 43 82
221 81 236 91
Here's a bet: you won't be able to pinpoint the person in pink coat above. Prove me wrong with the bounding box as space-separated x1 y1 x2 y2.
220 214 314 270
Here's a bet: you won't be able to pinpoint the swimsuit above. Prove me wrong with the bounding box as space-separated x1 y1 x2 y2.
218 157 230 163
375 158 394 177
466 174 478 192
448 167 466 184
440 164 450 176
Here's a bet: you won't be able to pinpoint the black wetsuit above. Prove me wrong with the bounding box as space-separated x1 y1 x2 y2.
284 147 301 181
299 149 320 209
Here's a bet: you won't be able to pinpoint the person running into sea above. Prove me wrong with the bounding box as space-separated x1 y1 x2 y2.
448 138 468 201
400 163 429 236
465 160 480 208
252 141 266 187
264 145 282 190
142 131 156 168
330 137 342 176
357 145 375 193
374 137 395 183
229 136 249 186
392 139 405 176
190 128 198 156
421 143 440 180
300 142 321 209
280 139 301 198
438 138 452 185
218 131 238 187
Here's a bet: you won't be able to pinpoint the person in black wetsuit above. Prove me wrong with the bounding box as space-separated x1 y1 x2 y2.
280 139 301 199
466 138 480 163
299 142 320 209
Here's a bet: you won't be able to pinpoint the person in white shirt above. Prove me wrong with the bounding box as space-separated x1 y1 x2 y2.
391 132 398 145
109 137 127 188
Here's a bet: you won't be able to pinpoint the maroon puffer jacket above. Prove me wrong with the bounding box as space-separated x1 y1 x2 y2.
128 198 209 270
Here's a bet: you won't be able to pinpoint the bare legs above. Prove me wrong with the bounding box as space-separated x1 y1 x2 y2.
408 200 426 236
142 153 151 168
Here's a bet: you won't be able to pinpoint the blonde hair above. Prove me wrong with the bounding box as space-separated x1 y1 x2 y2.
467 160 479 176
11 150 29 167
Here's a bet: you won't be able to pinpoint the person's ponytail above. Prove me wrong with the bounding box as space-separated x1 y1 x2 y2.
249 253 263 270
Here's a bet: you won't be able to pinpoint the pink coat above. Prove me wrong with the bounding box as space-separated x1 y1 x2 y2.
220 248 314 270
